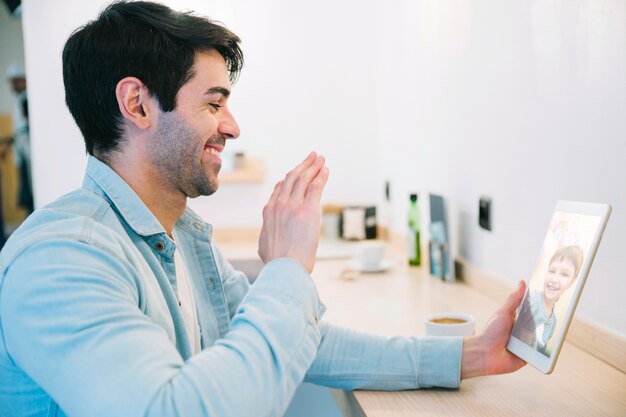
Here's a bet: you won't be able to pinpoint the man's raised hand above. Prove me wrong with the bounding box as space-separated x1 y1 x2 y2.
258 152 329 273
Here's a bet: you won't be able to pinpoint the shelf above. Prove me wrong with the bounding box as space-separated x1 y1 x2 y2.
219 158 265 184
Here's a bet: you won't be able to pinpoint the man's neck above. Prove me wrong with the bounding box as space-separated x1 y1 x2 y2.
106 156 186 236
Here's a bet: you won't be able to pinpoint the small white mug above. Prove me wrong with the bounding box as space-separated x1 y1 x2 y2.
355 241 385 267
425 313 475 337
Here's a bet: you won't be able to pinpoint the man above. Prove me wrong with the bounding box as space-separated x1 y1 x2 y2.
0 2 525 416
1 63 31 248
2 63 33 214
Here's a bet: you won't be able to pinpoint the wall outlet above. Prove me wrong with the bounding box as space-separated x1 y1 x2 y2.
479 196 492 231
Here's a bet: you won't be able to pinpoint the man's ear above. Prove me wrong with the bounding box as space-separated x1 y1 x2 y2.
115 77 155 130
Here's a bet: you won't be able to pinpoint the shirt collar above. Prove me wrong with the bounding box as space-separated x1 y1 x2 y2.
82 156 213 241
82 155 165 236
176 206 213 241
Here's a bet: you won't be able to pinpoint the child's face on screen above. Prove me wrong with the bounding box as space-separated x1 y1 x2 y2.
543 258 577 302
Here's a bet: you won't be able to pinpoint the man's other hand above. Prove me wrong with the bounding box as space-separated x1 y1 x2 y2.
461 280 527 379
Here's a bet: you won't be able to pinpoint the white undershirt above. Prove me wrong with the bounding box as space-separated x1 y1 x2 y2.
172 231 201 355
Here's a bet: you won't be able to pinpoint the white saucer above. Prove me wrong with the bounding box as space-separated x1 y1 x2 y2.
347 259 393 273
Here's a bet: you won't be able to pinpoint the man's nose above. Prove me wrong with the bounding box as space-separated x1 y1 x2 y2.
219 108 240 140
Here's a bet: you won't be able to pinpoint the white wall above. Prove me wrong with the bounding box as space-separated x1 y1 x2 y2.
0 4 25 113
376 0 626 336
22 0 625 336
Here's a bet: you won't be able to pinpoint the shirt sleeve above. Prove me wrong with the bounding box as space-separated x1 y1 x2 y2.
304 323 462 390
0 240 323 417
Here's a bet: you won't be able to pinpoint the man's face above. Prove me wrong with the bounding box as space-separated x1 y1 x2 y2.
148 50 239 198
543 258 576 302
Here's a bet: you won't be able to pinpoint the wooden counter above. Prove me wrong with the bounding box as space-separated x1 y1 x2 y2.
217 238 626 416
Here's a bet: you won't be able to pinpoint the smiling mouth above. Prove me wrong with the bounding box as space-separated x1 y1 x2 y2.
205 146 221 156
546 283 560 292
204 144 224 164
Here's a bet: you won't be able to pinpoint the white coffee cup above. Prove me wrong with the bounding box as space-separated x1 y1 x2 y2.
355 241 385 267
424 313 475 337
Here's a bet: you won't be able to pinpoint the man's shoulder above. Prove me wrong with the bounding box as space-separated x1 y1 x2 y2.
26 186 116 229
1 187 132 266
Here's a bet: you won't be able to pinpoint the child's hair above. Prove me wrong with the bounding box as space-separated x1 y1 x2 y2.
549 245 584 279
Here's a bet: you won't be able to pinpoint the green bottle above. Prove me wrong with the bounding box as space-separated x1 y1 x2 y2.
408 193 421 266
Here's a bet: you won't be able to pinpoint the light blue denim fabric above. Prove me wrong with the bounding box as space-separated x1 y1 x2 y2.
0 156 462 417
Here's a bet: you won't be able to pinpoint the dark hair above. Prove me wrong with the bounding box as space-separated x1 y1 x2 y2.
549 245 584 279
62 1 243 158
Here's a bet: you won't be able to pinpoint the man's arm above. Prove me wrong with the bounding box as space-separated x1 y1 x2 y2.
0 240 321 417
305 324 462 390
305 282 526 390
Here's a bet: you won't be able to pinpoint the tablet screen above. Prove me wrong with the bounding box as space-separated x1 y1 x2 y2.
511 211 602 357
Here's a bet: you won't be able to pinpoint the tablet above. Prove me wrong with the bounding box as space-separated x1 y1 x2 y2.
507 200 611 374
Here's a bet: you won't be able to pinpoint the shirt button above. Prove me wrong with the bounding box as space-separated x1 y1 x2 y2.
156 241 165 251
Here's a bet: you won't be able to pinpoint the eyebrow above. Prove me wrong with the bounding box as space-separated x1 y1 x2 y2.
205 86 231 98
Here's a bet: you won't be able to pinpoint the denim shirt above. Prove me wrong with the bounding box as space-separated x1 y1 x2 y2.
0 156 462 417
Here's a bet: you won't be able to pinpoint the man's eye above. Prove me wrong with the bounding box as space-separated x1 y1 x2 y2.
210 103 223 110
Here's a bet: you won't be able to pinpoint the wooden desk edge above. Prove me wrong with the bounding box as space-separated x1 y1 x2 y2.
330 390 366 417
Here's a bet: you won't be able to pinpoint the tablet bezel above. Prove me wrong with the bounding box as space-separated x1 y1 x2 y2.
506 200 611 374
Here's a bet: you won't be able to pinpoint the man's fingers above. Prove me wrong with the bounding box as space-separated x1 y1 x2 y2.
291 156 325 201
499 280 526 316
267 180 284 207
304 166 329 205
278 152 317 199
